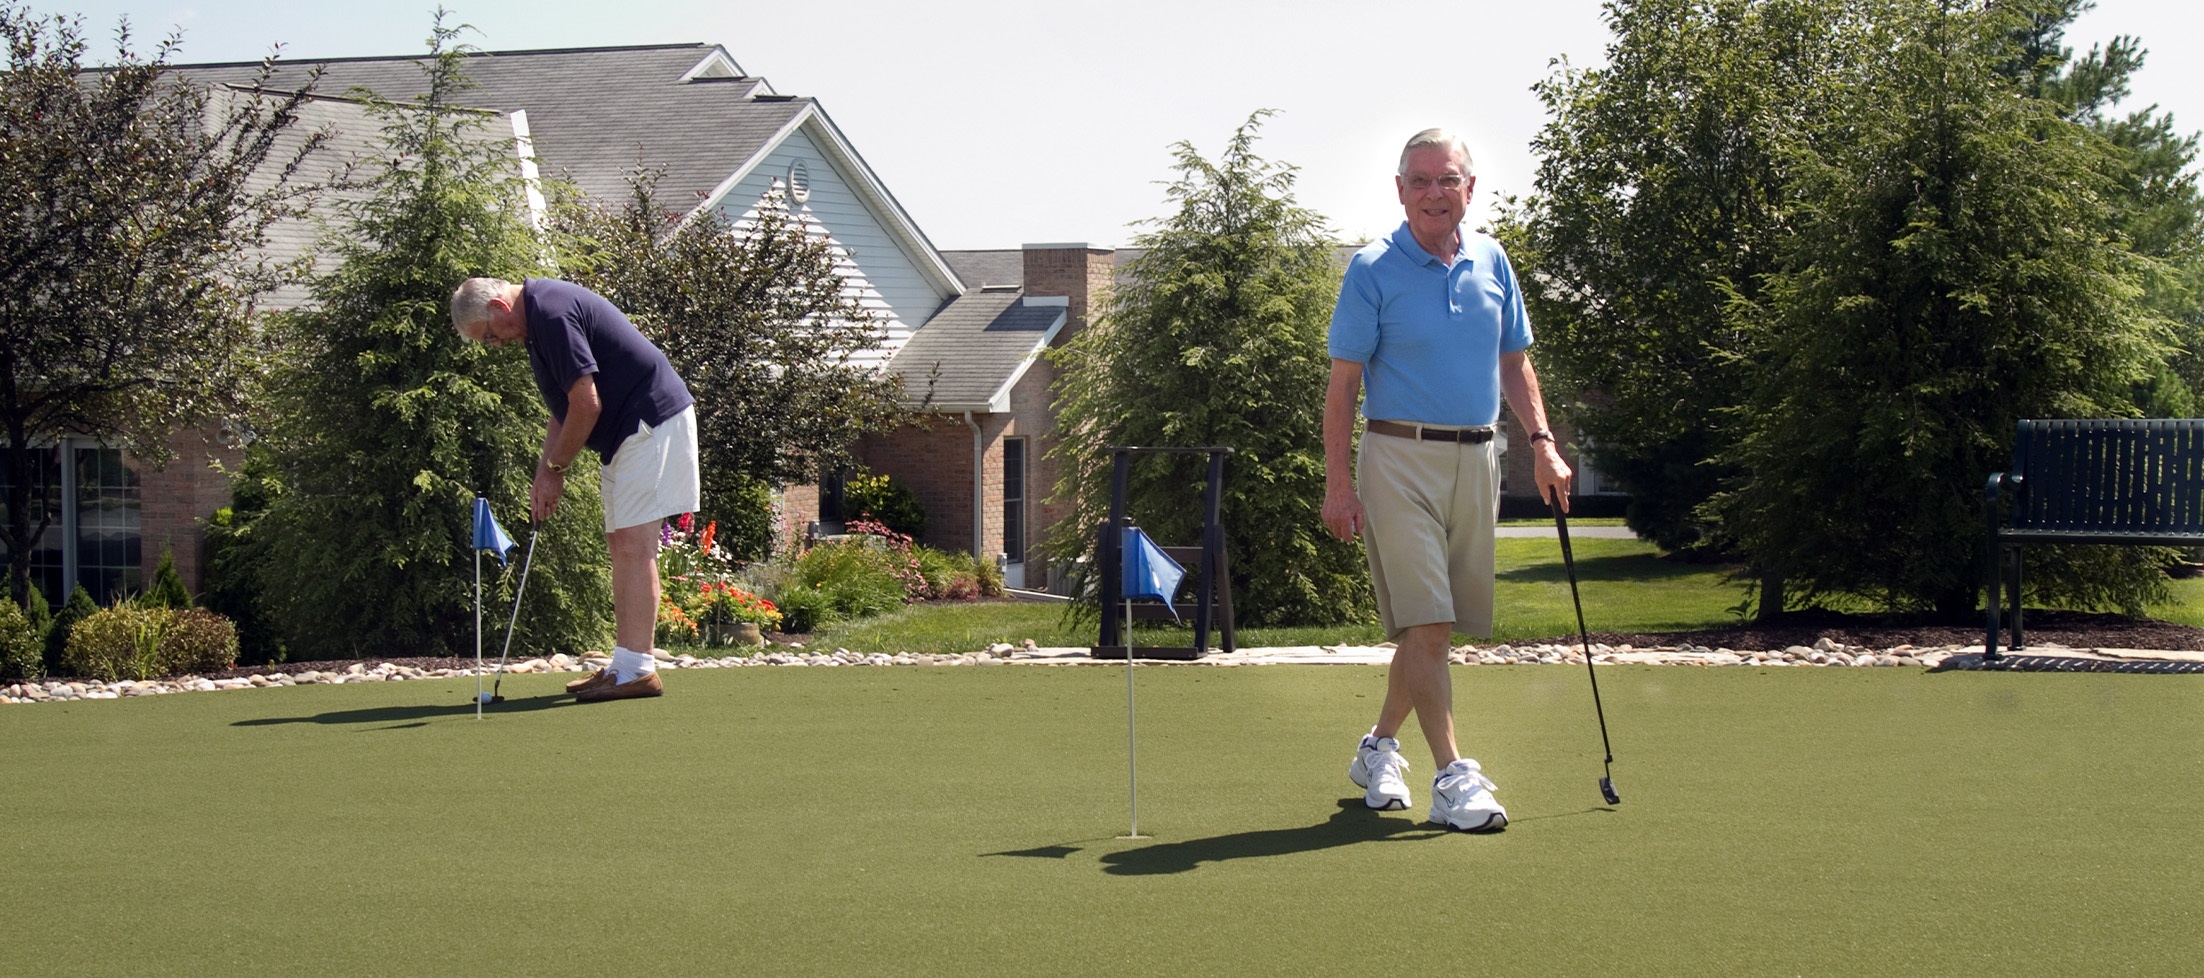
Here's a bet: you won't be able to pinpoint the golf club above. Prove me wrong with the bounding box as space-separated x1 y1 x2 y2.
1550 491 1622 806
481 522 541 705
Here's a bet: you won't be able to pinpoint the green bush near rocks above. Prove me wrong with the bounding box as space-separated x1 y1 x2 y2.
0 596 42 681
60 605 239 681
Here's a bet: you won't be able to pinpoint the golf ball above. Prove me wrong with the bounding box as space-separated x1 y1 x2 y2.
477 692 494 704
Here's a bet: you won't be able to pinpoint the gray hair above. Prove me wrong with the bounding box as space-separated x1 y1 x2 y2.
1398 129 1475 177
449 277 512 338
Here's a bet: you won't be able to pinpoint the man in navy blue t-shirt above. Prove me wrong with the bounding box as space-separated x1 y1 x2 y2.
452 277 701 702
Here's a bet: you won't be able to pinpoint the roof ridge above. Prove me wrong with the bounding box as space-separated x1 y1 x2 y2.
168 42 713 71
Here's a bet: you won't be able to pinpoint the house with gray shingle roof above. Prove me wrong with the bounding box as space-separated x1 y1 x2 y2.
69 43 1099 605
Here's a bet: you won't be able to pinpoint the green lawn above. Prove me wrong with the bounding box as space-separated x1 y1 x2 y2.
811 535 2204 654
4 665 2199 977
813 537 1744 654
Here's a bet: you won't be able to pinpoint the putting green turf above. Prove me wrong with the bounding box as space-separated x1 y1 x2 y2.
4 664 2201 977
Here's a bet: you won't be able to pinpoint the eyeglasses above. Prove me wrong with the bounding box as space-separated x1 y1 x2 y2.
1402 173 1468 193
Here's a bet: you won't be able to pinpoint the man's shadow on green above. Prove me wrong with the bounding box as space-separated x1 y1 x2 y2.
232 693 568 727
1098 799 1449 875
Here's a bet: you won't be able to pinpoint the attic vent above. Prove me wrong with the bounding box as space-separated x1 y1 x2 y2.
787 159 811 204
690 60 738 79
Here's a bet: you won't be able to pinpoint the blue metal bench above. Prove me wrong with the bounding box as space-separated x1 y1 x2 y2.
1983 419 2204 658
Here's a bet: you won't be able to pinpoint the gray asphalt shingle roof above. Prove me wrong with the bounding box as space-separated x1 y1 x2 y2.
171 44 803 210
887 290 1063 411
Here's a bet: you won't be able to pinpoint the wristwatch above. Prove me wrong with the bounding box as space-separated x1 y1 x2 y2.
546 458 568 474
1529 429 1556 445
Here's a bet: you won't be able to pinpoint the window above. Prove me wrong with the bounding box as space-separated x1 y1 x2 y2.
0 439 141 606
1002 437 1027 565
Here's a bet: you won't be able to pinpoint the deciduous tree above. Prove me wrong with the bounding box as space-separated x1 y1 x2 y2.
0 4 327 606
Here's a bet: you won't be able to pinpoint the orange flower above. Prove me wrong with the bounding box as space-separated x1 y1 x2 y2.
698 520 717 555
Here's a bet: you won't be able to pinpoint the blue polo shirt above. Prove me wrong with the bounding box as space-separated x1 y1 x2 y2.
1327 222 1533 427
523 278 694 463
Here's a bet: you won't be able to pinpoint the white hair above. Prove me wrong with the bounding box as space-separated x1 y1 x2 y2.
449 277 512 338
1398 128 1475 177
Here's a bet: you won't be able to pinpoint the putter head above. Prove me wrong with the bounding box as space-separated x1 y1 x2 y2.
1599 777 1621 805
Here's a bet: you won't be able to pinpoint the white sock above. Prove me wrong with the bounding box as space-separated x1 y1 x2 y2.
611 646 657 683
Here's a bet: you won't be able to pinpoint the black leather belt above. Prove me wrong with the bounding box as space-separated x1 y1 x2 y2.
1367 419 1495 444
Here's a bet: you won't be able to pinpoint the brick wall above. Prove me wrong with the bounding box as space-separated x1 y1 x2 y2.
134 423 241 595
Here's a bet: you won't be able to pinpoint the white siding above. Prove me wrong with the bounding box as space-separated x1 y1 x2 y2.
717 128 951 370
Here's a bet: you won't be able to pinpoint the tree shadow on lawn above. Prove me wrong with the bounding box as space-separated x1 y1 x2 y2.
1093 800 1453 875
232 692 569 728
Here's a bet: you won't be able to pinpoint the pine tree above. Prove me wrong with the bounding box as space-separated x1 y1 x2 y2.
1045 112 1367 627
247 18 610 659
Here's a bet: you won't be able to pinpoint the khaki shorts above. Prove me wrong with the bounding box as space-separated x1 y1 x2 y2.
1358 423 1500 640
601 405 702 533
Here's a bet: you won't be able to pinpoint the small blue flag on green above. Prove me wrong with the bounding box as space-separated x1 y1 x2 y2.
472 497 515 566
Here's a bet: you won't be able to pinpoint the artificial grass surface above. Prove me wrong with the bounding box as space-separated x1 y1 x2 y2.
5 664 2201 977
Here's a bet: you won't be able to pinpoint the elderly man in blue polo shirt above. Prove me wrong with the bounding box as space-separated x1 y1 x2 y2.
1322 128 1572 832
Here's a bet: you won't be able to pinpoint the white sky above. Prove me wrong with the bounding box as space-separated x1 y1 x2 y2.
31 0 2204 250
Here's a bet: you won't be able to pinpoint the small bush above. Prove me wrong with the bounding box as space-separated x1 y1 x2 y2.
844 473 927 540
58 605 239 679
47 584 98 675
772 583 835 635
143 550 192 609
794 537 909 619
161 610 239 674
0 597 41 681
61 605 169 682
912 546 1004 601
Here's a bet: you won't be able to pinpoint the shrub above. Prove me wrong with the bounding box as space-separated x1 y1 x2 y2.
160 610 239 674
844 473 926 540
912 545 1005 602
771 583 834 635
47 584 98 675
0 597 41 681
58 605 240 679
61 605 169 682
143 549 192 609
793 536 909 618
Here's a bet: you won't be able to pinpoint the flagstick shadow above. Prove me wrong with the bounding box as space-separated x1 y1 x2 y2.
231 692 569 727
1097 799 1447 876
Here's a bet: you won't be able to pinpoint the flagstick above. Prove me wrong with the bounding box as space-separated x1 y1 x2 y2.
1122 594 1145 839
474 547 483 719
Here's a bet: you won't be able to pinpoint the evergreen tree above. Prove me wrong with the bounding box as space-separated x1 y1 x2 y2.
1709 0 2170 616
1500 0 1887 554
247 18 610 659
1044 112 1366 627
142 548 191 609
46 583 96 675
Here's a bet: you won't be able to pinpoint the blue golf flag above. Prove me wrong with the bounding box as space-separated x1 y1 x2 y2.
1121 526 1186 619
472 497 515 566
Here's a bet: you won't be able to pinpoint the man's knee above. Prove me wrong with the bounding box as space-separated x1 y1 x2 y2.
1396 622 1453 657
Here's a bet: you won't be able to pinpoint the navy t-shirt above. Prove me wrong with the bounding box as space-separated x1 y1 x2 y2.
523 278 694 463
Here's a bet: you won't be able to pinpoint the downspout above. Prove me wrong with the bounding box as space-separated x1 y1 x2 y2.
964 411 985 561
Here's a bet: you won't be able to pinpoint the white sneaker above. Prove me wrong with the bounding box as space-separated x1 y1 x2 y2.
1430 759 1508 832
1348 731 1411 811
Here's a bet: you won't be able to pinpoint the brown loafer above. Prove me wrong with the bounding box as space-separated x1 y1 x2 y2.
575 671 664 702
565 668 615 694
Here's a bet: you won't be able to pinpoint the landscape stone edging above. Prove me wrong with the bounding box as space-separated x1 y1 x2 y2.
0 637 1957 705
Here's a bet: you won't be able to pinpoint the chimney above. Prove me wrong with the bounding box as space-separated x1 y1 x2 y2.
1021 243 1112 343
